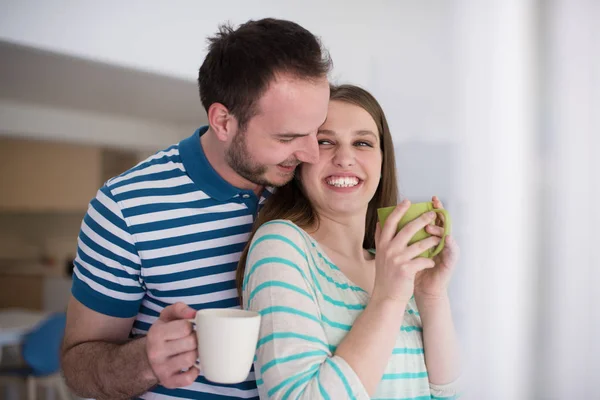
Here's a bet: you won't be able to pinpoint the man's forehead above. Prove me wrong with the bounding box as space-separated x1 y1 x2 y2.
248 75 329 133
260 79 312 108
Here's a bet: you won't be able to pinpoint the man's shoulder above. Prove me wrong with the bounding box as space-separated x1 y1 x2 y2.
103 143 185 191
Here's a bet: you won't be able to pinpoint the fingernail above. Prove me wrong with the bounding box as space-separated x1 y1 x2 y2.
401 199 409 205
428 211 436 218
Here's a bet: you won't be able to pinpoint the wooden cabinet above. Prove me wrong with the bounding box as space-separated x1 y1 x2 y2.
0 138 102 212
0 270 72 312
0 273 44 310
0 138 140 213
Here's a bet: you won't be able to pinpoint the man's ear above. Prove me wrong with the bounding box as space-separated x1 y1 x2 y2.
207 103 235 142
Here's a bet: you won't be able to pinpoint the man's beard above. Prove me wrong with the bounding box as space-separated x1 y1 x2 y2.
225 131 298 187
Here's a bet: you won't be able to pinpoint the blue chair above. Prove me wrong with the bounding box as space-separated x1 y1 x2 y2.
0 312 70 400
22 313 66 376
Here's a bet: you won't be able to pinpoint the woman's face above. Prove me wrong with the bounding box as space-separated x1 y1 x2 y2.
300 100 383 219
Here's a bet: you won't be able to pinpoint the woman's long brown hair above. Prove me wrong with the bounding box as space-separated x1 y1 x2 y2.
235 84 399 301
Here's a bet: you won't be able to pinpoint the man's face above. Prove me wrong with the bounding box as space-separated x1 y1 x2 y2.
225 74 330 187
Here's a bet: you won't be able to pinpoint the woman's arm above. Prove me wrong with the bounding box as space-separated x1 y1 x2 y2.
416 294 461 395
416 196 462 394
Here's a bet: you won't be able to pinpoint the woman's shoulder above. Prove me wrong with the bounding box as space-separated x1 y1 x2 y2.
248 219 315 260
246 220 315 278
253 219 309 243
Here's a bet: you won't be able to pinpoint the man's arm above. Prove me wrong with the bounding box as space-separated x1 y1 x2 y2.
61 297 199 400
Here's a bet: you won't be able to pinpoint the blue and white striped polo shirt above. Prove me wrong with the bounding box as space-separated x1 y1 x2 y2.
72 126 268 399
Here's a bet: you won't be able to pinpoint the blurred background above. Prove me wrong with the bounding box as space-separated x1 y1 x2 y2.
0 1 598 399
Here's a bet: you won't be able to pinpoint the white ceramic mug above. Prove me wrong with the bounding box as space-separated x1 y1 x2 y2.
188 308 261 384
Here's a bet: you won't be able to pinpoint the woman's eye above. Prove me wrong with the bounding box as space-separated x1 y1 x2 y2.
355 141 374 148
318 140 334 145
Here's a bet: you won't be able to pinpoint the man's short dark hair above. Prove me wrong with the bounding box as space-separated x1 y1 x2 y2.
198 18 332 130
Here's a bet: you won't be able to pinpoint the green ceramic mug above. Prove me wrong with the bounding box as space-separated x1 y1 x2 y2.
377 201 451 258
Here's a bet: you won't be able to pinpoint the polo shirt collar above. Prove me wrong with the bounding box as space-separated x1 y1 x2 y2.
179 126 242 201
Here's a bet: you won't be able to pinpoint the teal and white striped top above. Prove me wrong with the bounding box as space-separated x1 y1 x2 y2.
243 220 459 399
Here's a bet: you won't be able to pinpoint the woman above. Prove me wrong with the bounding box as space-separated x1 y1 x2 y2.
236 84 461 399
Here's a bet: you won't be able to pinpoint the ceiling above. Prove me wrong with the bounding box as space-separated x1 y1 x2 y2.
0 40 207 127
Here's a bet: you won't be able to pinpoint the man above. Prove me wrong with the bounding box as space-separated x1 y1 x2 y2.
61 18 331 399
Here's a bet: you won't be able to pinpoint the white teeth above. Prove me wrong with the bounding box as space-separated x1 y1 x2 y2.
326 176 359 188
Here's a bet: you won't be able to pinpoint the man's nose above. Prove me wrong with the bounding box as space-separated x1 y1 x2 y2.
294 135 320 164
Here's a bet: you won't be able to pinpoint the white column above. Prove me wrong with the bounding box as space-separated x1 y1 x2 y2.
536 0 600 397
453 1 539 398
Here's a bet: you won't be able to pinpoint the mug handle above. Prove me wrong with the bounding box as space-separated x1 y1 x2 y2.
187 319 201 370
430 208 451 257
